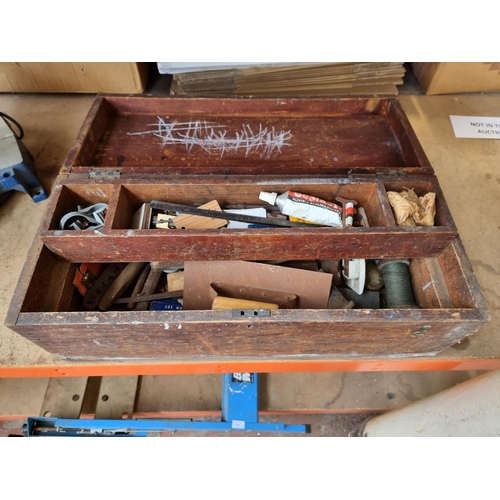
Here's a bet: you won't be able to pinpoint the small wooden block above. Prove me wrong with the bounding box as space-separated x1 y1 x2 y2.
150 261 184 272
167 271 184 292
212 296 279 310
173 200 227 229
156 213 174 229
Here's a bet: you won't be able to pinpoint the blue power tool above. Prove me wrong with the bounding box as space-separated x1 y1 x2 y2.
0 112 47 204
23 373 309 436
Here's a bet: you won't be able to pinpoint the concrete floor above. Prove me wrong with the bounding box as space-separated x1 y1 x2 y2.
1 94 95 365
0 91 499 434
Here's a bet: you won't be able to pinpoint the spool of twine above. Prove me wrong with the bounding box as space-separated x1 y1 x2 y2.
378 260 419 309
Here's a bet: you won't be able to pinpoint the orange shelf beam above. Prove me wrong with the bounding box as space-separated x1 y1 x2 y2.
1 357 500 378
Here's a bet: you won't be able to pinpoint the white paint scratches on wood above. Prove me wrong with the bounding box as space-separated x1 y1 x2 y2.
128 117 292 158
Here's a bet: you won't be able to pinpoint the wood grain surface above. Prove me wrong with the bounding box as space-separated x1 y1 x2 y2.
3 96 488 362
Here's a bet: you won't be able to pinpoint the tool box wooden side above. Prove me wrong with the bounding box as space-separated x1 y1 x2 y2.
6 236 489 360
4 95 488 360
39 175 457 262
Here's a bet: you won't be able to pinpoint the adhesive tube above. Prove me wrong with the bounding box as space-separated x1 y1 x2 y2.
259 191 343 227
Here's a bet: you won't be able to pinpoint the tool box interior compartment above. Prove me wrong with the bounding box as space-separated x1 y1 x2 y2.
7 237 487 359
41 176 455 262
5 96 488 359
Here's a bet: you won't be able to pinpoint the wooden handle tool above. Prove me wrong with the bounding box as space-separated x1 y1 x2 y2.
98 262 148 311
212 296 279 310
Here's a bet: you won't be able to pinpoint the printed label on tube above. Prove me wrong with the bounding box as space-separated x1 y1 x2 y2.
283 191 343 227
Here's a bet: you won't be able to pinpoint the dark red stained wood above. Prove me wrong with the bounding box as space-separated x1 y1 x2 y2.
5 237 46 328
69 165 435 177
40 176 457 261
63 96 113 172
381 179 456 229
5 96 489 361
64 96 434 176
411 258 450 309
438 237 485 309
45 184 115 231
89 114 406 171
12 309 487 359
7 232 488 360
41 227 458 263
381 100 433 169
104 95 388 116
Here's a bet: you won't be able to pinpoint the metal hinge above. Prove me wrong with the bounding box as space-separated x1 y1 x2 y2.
232 309 272 318
380 170 407 177
89 169 121 180
348 169 407 178
412 325 432 337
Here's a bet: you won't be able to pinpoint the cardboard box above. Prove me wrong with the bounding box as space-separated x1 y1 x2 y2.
413 62 500 95
0 62 149 93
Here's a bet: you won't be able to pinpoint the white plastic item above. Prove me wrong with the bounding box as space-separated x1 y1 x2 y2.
360 369 500 437
259 190 343 227
342 259 366 295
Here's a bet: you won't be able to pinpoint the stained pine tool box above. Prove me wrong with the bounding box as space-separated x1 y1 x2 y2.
5 96 488 359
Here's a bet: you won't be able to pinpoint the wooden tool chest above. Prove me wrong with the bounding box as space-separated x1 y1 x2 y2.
6 96 489 359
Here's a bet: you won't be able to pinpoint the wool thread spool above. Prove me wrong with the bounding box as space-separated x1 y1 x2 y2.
378 259 419 309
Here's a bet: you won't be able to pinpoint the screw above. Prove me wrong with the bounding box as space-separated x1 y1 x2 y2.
412 325 431 337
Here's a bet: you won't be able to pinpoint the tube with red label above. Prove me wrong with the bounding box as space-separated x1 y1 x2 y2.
259 190 344 228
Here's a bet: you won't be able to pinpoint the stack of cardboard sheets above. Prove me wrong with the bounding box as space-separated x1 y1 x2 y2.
169 62 406 96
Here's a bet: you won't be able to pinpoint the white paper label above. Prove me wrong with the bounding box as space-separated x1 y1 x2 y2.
224 208 267 229
231 420 245 430
450 115 500 139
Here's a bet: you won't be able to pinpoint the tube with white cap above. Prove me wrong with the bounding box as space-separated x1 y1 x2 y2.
259 190 343 228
